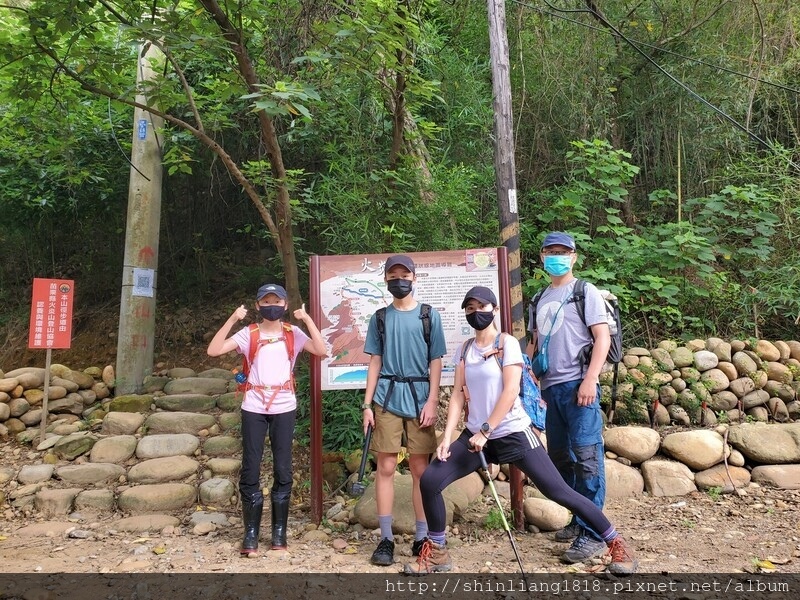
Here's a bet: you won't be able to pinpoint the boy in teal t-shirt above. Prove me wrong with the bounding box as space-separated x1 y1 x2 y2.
361 255 446 566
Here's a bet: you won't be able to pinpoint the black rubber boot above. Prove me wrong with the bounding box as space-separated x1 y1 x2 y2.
271 495 290 550
240 492 264 557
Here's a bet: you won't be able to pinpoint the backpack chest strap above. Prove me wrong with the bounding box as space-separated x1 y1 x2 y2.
378 374 429 416
243 380 295 412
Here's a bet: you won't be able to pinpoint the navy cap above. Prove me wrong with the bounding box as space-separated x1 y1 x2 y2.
542 231 576 250
384 254 416 275
256 283 287 301
461 286 498 309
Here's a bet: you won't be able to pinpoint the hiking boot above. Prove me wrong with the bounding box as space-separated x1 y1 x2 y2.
402 540 452 575
371 537 395 566
411 537 429 557
560 532 607 564
270 497 289 550
554 521 581 542
240 494 263 557
607 536 639 575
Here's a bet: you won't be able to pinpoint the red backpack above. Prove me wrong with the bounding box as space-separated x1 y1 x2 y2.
238 322 296 410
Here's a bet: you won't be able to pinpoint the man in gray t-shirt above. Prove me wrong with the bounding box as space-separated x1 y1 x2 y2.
525 232 612 565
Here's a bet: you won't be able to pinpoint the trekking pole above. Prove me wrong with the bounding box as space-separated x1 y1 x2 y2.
478 450 529 587
608 362 619 424
349 424 373 497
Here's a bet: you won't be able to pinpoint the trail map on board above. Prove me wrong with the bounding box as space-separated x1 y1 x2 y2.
317 249 501 390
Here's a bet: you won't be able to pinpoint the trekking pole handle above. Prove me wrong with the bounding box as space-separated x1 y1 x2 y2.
478 450 489 472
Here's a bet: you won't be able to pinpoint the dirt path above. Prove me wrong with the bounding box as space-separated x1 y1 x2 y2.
1 485 796 575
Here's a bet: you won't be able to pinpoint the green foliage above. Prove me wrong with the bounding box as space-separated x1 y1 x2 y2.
295 365 363 452
295 160 497 258
706 486 723 502
245 81 321 121
614 388 648 425
686 184 780 268
520 137 796 346
483 507 506 531
1 0 800 355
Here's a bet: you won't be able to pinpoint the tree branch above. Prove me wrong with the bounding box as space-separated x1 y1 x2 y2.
29 38 280 244
147 38 205 133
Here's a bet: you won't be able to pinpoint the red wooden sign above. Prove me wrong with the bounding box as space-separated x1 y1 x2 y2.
28 278 75 349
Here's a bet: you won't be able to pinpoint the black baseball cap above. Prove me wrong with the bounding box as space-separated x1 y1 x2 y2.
461 286 498 308
384 254 416 274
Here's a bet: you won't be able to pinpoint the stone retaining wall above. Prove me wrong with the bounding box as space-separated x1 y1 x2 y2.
1 338 800 532
601 337 800 425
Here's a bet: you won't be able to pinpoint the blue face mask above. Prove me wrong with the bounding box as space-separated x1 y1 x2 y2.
543 255 572 277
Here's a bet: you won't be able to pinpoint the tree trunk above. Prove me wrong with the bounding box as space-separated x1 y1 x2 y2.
200 0 302 308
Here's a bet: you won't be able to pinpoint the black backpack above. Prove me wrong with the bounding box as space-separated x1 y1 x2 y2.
375 303 433 358
374 303 433 418
528 279 623 420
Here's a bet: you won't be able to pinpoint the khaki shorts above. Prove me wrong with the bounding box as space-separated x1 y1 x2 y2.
371 407 437 455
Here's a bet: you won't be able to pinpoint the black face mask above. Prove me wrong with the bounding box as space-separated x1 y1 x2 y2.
259 305 286 321
387 279 413 299
466 310 495 331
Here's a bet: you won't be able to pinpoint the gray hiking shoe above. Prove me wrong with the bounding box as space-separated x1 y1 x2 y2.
371 537 395 566
554 521 582 542
560 532 607 564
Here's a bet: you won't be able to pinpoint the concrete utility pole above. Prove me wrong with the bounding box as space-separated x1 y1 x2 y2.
487 0 526 530
116 42 165 394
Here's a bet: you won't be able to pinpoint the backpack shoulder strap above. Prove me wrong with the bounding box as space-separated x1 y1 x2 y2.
573 278 588 327
419 303 432 355
492 332 505 369
468 333 505 369
528 288 546 331
282 322 296 371
245 324 260 369
460 337 475 363
376 304 431 356
375 307 387 354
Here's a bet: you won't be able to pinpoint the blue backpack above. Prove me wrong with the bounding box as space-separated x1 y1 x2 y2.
461 333 546 431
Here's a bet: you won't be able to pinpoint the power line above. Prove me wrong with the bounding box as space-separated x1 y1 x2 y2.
510 0 800 96
512 0 799 171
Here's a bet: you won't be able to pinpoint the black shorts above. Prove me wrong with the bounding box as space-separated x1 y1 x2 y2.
457 426 542 465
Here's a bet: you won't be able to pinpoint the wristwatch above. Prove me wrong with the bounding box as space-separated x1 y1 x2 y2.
480 422 494 437
360 403 373 411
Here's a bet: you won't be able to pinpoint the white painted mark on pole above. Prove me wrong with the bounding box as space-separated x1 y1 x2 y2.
509 188 518 214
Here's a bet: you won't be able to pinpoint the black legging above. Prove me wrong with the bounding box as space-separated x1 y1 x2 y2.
420 428 614 539
239 408 296 503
